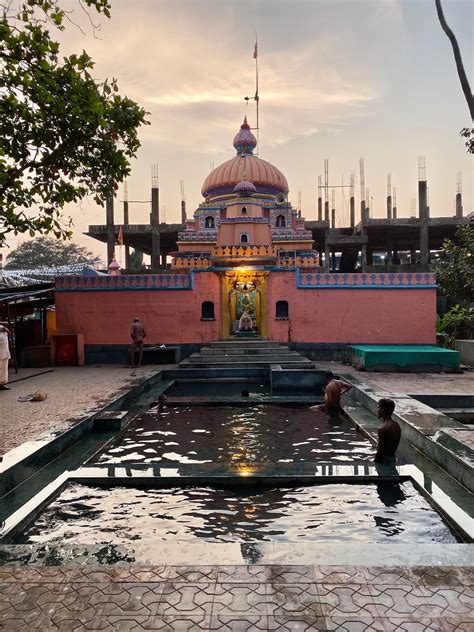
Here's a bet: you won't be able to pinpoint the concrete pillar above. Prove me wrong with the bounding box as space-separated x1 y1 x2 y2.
361 245 367 272
392 205 397 219
331 207 336 229
151 186 159 224
324 240 330 272
151 186 160 270
386 237 394 266
350 196 355 229
418 180 429 266
181 199 187 224
386 195 392 219
360 200 366 224
418 181 428 221
455 193 463 218
324 201 329 222
410 249 417 265
420 223 429 265
317 197 322 221
106 195 115 265
123 200 130 270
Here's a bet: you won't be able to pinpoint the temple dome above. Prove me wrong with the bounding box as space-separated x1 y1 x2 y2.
201 118 289 199
234 178 257 195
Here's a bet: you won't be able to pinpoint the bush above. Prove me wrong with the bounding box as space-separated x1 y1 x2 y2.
437 305 474 348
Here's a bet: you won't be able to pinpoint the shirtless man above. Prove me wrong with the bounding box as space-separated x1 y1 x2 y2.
129 318 146 368
312 371 352 414
374 398 401 463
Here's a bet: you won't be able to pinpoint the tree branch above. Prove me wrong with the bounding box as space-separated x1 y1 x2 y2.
435 0 474 121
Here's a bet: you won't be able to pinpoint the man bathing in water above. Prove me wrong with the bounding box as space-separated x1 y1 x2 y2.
312 371 352 414
374 398 401 463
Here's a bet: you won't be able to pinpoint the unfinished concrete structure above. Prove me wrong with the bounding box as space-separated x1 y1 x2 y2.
88 151 470 274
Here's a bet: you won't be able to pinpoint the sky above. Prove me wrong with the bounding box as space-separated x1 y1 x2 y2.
2 0 473 262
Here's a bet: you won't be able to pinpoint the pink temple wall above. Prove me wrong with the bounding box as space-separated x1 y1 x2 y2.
55 272 221 344
267 271 436 344
56 271 437 347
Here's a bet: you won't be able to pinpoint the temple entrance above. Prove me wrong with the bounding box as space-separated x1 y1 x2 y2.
221 271 269 339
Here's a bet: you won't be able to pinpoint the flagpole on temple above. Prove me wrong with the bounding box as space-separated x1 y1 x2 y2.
254 34 259 153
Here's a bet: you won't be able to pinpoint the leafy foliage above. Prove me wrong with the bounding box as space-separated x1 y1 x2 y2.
436 225 474 305
128 248 144 271
0 0 149 243
437 304 474 347
460 127 474 154
5 235 100 268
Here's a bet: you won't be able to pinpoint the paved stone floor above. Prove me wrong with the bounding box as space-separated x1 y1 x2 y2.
318 362 474 396
0 365 161 456
0 564 472 631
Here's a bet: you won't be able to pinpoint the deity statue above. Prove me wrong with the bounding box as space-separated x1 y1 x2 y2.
239 310 253 331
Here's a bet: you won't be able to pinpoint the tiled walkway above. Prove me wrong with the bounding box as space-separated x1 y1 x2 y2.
0 564 472 630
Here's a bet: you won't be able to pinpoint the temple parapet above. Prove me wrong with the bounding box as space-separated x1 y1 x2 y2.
56 273 194 291
296 271 437 289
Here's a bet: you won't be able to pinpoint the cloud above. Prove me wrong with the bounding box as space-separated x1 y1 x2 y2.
56 1 380 153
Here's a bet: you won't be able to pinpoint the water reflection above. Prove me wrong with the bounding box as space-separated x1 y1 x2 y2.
16 482 459 546
95 405 375 468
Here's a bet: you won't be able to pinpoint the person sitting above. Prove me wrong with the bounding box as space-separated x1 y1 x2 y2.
374 398 401 463
239 310 253 331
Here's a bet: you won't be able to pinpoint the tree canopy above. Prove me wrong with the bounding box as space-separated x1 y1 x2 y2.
436 225 474 305
5 236 100 268
0 0 149 244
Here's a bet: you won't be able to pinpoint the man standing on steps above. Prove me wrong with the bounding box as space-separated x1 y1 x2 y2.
129 317 146 368
312 371 352 414
374 398 401 463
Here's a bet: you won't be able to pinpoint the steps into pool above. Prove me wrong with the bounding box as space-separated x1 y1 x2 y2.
180 340 315 369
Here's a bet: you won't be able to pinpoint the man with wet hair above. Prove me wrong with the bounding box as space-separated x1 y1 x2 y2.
129 317 146 368
312 371 353 414
374 398 401 463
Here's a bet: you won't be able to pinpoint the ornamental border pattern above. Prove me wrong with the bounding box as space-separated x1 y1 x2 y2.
295 270 437 289
56 273 194 291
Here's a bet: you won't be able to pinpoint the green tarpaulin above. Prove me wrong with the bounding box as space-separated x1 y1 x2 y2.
349 345 460 369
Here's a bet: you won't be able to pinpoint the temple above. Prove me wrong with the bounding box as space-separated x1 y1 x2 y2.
56 117 438 360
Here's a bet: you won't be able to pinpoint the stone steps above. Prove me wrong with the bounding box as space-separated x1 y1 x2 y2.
180 339 313 370
185 352 307 364
200 347 292 356
181 358 314 369
209 340 282 349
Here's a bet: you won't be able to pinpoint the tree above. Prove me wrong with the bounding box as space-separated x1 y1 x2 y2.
5 236 100 268
436 225 474 305
435 0 474 120
0 1 149 244
128 248 144 271
435 1 474 154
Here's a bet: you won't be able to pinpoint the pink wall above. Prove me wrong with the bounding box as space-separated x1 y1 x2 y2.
56 271 437 346
267 271 436 344
56 272 221 344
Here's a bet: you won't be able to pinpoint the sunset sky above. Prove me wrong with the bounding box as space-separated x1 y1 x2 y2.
3 0 473 262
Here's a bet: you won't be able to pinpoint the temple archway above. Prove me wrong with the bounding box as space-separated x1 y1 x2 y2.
221 271 269 339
